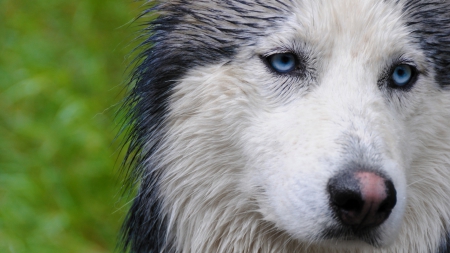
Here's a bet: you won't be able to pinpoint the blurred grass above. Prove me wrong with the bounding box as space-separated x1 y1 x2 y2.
0 0 143 252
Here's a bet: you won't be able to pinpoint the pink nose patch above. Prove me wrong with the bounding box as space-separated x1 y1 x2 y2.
354 172 389 225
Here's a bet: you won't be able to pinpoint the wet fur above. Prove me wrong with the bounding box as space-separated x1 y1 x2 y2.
120 0 450 252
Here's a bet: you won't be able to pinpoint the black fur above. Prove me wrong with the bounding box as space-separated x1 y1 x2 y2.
403 0 450 88
437 230 450 253
120 1 287 252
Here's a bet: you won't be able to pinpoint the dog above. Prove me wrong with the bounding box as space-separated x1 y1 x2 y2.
119 0 450 252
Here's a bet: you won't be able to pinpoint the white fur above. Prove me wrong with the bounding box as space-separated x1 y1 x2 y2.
149 0 450 252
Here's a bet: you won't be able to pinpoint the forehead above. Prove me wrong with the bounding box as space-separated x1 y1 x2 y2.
149 0 450 87
259 0 413 59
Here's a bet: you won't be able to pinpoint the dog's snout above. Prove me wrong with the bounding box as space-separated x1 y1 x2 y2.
327 170 397 231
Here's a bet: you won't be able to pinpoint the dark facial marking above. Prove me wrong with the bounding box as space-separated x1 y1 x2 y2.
437 229 450 253
403 0 450 88
120 1 289 252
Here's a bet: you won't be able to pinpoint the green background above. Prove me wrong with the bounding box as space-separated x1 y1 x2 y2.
0 0 143 252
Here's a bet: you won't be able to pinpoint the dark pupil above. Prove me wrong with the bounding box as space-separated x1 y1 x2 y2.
397 68 405 77
281 56 291 64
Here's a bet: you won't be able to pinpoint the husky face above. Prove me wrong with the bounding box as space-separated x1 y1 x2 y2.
239 1 419 246
122 0 450 252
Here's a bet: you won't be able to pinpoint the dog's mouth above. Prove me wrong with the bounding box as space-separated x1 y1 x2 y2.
320 224 384 248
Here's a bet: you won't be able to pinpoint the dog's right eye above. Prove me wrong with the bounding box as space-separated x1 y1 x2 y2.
267 53 297 74
388 64 418 90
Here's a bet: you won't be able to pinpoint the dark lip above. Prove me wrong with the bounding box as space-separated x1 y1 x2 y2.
320 224 383 248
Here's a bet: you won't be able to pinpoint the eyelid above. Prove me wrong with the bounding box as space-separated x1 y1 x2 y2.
389 62 418 77
261 53 299 74
391 57 419 73
260 48 313 80
261 47 296 57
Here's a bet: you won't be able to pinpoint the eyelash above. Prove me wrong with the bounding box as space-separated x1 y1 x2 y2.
261 52 306 77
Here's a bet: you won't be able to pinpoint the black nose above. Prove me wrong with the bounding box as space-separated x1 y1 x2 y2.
327 170 397 231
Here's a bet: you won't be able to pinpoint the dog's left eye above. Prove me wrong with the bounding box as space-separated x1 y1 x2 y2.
267 53 297 73
390 64 417 89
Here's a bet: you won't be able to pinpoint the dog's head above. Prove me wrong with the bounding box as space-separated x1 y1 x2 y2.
122 0 450 252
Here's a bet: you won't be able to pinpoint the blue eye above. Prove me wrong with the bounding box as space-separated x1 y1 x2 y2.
267 53 297 73
391 64 413 87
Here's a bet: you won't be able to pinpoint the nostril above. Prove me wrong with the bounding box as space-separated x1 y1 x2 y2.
378 200 391 214
377 179 397 214
339 197 363 213
331 188 363 212
328 171 364 225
